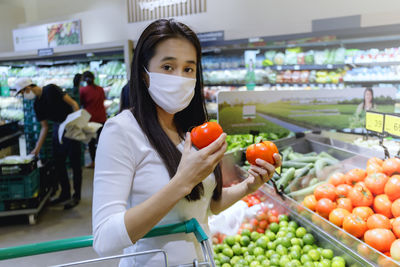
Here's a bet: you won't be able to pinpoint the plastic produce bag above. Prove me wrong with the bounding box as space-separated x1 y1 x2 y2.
209 200 248 236
58 109 102 144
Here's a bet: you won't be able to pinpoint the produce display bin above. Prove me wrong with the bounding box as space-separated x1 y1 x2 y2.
0 161 54 224
0 158 37 176
224 133 400 266
0 168 40 201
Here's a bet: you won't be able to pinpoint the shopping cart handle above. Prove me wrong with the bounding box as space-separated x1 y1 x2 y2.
0 235 93 260
0 218 208 260
144 218 208 243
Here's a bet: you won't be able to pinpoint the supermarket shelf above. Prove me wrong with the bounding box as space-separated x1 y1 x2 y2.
204 33 400 52
0 40 133 77
347 61 400 67
268 64 346 71
203 64 346 72
344 80 400 84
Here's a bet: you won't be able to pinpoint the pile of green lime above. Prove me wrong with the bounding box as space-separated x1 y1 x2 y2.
213 214 346 267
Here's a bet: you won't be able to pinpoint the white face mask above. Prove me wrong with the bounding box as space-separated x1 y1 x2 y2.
145 68 196 114
24 91 36 100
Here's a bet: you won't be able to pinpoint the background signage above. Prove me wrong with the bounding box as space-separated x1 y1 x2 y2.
13 20 81 52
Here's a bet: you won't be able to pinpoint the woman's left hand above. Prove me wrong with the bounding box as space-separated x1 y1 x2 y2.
246 154 282 194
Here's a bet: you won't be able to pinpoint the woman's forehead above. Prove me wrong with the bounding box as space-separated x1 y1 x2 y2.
153 38 197 62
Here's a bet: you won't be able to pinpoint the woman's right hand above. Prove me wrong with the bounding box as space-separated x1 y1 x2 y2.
175 132 227 191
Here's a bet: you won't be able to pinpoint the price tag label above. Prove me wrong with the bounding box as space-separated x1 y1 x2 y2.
327 64 333 69
275 166 281 175
384 114 400 137
294 65 300 70
276 66 282 71
365 111 384 133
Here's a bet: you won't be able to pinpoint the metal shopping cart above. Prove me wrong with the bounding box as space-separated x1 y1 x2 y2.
0 218 215 267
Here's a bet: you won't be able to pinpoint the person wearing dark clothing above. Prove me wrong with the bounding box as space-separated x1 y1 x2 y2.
72 73 83 103
119 82 130 113
80 71 107 168
14 77 82 210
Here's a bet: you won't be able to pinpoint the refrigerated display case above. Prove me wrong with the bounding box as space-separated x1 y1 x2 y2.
219 132 400 266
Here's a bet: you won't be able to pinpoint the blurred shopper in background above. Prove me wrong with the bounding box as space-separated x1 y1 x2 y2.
79 71 106 168
14 77 82 209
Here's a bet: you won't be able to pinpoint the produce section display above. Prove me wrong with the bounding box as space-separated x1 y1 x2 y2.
226 132 292 153
0 60 127 123
223 133 400 266
211 191 349 267
202 44 400 105
0 97 23 122
4 61 127 98
298 157 400 260
352 137 400 156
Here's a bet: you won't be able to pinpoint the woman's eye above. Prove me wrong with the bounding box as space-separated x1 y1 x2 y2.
162 65 173 71
185 67 194 73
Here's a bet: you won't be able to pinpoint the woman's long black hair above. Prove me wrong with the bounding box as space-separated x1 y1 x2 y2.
129 19 222 201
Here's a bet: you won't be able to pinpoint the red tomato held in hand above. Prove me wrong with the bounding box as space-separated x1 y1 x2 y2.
246 141 279 165
190 121 223 149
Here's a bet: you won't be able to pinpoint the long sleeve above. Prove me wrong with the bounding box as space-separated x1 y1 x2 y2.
92 118 136 256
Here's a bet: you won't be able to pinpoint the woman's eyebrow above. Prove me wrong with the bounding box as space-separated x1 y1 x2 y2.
160 57 196 65
161 56 176 62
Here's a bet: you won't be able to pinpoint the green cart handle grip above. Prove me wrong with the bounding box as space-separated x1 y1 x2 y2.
0 218 208 260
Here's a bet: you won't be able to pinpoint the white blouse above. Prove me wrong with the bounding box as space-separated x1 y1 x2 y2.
92 110 216 266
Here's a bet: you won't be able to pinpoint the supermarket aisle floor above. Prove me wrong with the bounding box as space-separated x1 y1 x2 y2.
0 168 119 267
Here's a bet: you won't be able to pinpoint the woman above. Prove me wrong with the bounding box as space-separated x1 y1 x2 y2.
80 71 107 168
356 87 376 115
92 19 280 266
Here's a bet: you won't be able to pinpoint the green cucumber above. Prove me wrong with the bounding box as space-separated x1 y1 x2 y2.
288 152 303 161
282 147 293 161
315 158 339 178
282 161 308 169
276 167 295 189
288 181 326 198
285 163 314 194
308 178 319 187
290 156 319 163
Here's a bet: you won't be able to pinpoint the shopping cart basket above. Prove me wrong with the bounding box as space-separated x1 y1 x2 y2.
0 218 215 267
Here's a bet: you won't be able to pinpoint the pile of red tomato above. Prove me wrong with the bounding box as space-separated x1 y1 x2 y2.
302 157 400 260
213 193 284 244
238 204 281 235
